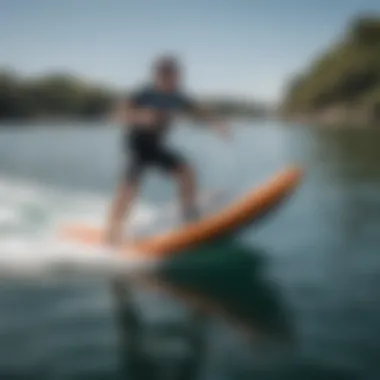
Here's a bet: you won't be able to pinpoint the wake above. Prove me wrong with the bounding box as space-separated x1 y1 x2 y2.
0 175 225 281
0 237 156 281
0 176 160 281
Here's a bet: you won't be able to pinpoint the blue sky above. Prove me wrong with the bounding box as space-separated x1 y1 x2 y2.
1 0 379 102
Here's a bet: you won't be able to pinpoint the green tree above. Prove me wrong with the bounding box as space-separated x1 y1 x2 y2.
282 16 380 121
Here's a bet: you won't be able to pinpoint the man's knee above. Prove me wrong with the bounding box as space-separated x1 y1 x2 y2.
111 181 138 215
124 159 144 185
175 164 195 185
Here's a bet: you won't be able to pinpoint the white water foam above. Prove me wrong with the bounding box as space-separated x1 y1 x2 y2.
0 176 161 280
0 175 227 281
0 237 156 281
0 207 22 228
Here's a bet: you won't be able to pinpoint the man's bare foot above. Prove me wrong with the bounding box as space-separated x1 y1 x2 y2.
105 228 123 249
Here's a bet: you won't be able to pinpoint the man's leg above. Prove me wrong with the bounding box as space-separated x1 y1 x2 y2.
106 182 138 246
156 148 199 222
174 164 199 222
105 160 143 246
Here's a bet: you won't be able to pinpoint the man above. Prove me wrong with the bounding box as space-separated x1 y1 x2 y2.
107 55 229 245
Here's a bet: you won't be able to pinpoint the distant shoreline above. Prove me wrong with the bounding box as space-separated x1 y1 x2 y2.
0 70 270 125
280 108 380 129
0 114 271 128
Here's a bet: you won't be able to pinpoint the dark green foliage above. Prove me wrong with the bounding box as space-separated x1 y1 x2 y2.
282 16 380 117
0 71 114 121
0 70 267 122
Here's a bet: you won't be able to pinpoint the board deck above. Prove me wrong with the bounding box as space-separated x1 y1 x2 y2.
59 166 303 258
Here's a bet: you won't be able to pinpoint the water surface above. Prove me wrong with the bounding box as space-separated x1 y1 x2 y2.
0 121 379 380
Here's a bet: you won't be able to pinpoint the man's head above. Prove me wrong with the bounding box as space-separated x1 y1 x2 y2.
153 55 181 91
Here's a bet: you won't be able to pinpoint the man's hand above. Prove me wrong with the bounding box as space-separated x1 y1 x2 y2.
212 121 231 140
186 107 232 140
137 108 160 126
109 97 161 127
127 107 162 128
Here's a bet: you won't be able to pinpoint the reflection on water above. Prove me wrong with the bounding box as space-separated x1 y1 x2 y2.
0 242 295 380
108 240 293 380
307 128 380 249
158 241 292 341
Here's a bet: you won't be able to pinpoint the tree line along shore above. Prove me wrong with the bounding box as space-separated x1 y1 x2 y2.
281 16 380 127
0 71 268 123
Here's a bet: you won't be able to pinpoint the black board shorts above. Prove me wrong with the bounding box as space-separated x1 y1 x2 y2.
123 129 186 182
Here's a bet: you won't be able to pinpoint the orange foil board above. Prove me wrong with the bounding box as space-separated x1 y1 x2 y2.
59 166 303 257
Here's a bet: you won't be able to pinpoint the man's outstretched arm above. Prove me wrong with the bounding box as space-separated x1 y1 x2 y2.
185 103 230 139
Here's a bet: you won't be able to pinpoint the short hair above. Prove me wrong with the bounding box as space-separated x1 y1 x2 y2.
153 55 180 73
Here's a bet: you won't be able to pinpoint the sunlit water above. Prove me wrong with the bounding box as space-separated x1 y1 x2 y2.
0 120 379 380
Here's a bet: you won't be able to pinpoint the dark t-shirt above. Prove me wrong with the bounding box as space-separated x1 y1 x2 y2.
128 85 196 136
